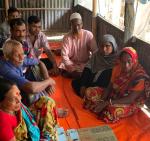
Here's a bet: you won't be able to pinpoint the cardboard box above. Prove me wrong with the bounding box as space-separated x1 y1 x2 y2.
77 125 118 141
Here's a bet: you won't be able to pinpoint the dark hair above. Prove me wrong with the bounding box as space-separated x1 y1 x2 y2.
28 16 41 24
8 7 19 15
119 51 132 59
0 77 15 102
9 18 26 29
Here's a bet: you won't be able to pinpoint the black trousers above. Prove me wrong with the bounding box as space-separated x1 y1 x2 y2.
72 68 112 97
40 58 53 70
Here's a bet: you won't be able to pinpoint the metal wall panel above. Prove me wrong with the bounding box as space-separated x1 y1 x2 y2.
1 0 73 32
0 1 5 23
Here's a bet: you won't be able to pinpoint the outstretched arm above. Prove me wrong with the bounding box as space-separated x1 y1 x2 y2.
101 83 113 100
111 91 143 105
45 49 59 75
21 77 55 94
38 60 49 79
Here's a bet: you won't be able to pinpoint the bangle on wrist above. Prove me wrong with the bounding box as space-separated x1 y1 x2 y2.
100 99 104 102
109 99 113 105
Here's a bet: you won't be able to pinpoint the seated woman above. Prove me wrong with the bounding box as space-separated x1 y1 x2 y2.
83 47 149 123
72 34 118 98
0 77 57 141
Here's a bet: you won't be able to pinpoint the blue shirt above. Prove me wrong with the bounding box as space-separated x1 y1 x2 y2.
0 57 39 87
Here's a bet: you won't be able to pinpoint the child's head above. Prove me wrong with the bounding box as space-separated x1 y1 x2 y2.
8 7 20 21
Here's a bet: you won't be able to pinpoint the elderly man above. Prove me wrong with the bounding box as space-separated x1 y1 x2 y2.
27 15 59 76
0 40 55 104
59 12 97 78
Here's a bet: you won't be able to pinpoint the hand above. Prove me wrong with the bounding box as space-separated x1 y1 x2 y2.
80 86 86 98
92 101 109 113
46 85 55 96
66 65 75 72
48 78 56 86
46 78 56 96
49 66 59 76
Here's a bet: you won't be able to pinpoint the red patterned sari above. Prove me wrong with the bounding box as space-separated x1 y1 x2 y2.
102 63 148 123
84 47 150 123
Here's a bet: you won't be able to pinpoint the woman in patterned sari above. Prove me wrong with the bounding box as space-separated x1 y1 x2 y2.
83 47 149 123
0 77 59 141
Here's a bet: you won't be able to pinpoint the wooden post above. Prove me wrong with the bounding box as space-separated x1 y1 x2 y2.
124 0 136 43
92 0 97 37
5 0 9 18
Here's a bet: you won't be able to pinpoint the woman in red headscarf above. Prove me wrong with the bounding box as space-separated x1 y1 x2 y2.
83 47 150 123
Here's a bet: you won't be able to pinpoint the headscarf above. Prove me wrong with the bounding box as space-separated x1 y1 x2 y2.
121 47 138 65
86 34 118 73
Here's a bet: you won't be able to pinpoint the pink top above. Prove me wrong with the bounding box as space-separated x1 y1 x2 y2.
26 32 50 58
0 110 18 141
59 29 97 72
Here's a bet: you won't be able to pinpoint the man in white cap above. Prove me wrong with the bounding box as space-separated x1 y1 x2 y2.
59 12 97 78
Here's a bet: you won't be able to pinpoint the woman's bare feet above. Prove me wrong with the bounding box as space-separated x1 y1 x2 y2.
57 108 69 118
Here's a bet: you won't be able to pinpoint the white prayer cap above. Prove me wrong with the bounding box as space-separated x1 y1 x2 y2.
70 12 82 21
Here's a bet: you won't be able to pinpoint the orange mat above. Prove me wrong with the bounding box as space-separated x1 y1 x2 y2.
50 76 150 141
42 45 150 141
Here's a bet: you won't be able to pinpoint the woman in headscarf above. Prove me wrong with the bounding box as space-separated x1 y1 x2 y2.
84 47 149 123
72 34 118 98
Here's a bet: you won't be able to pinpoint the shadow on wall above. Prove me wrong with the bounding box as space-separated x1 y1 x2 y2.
46 10 73 33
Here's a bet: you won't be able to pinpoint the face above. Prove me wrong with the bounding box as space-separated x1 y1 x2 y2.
29 22 41 36
100 42 113 55
11 23 26 42
8 11 20 21
71 19 83 35
120 53 134 73
9 45 24 67
0 85 22 113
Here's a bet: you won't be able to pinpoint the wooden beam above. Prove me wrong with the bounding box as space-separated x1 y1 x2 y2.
92 0 97 37
4 0 9 18
92 0 97 17
17 8 70 10
124 0 136 43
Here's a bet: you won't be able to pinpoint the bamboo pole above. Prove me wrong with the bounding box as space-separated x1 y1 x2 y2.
124 0 136 43
92 0 97 37
5 0 9 18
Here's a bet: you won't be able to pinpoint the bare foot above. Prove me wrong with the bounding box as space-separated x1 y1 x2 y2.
57 108 69 118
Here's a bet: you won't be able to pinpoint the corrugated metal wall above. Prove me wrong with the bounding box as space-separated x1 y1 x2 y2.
1 0 74 32
0 1 5 23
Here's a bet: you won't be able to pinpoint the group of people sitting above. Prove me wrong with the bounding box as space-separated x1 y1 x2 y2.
0 6 150 141
71 32 150 123
0 7 69 141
